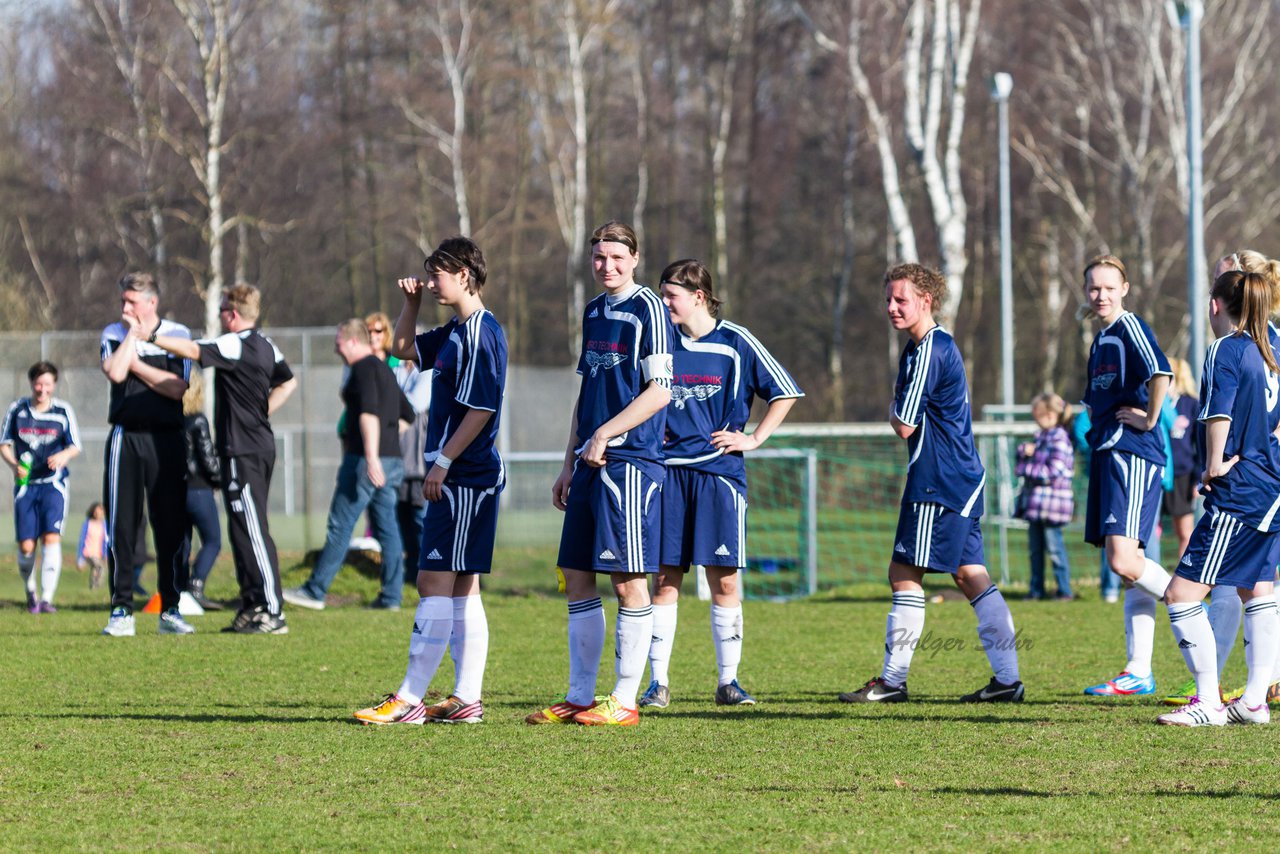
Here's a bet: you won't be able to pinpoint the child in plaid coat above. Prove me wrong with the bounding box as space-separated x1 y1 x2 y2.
1017 393 1075 599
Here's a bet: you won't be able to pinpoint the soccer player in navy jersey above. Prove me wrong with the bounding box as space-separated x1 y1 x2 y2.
526 221 675 727
354 237 508 726
637 259 802 710
1 362 81 613
1157 270 1280 726
1077 255 1176 697
841 263 1023 703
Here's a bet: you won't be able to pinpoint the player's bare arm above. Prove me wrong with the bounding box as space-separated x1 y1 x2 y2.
711 396 797 453
45 445 80 471
267 377 298 415
1199 417 1238 491
359 412 385 488
581 381 671 468
101 332 136 383
422 407 494 504
552 401 580 511
390 277 424 363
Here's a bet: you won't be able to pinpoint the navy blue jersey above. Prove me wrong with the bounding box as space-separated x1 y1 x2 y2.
892 327 985 517
663 320 803 478
100 319 192 430
1196 332 1280 531
573 284 675 479
0 397 81 483
1084 311 1172 464
415 309 508 490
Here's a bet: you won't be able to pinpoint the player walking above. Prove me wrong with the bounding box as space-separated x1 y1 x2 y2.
354 237 508 725
526 221 674 727
841 263 1023 703
1 362 81 612
1077 255 1176 697
638 259 802 710
1157 270 1280 726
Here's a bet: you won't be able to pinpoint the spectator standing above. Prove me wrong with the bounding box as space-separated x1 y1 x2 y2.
179 370 222 612
1016 392 1075 600
284 320 413 611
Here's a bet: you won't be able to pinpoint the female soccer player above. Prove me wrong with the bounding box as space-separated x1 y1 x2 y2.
526 220 674 727
1 361 81 613
1078 255 1176 697
841 263 1023 703
1156 270 1280 727
354 236 507 725
637 259 803 710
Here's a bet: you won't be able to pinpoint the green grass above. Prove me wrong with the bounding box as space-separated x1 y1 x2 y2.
1 549 1277 852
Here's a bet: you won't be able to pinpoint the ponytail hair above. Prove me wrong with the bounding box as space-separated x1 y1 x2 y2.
1212 270 1280 375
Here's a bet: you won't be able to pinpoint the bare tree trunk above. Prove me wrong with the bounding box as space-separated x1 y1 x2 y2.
710 0 746 303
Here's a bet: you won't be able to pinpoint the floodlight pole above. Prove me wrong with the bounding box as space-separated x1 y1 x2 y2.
1181 0 1206 377
991 72 1014 418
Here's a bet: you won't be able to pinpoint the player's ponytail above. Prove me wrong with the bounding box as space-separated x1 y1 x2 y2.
1213 270 1280 375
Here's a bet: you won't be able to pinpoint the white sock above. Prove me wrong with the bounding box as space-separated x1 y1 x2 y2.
450 595 488 704
1242 595 1279 707
397 596 452 705
970 585 1020 684
1133 558 1171 600
566 598 605 706
881 591 926 688
711 603 744 686
40 546 61 604
612 604 654 706
1167 601 1219 703
1123 587 1157 678
17 551 36 599
648 602 678 686
1208 585 1243 677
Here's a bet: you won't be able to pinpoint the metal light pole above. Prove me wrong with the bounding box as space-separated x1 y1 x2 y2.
991 72 1014 415
1179 0 1206 377
991 72 1014 585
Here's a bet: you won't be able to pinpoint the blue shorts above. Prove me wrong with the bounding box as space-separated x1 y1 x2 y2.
558 460 661 574
1175 509 1280 590
13 480 68 541
1085 450 1163 547
660 467 746 570
419 483 501 574
891 502 985 574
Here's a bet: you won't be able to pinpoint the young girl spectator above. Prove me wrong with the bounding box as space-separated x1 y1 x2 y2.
78 502 109 590
1016 393 1075 600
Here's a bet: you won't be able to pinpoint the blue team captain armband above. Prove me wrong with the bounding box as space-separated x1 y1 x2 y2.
641 353 674 387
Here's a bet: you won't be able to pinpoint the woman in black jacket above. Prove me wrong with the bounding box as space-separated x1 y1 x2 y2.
182 371 223 610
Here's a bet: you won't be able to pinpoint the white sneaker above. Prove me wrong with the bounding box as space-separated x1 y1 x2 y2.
178 591 205 617
102 607 135 637
158 607 196 635
282 587 326 610
1225 698 1271 725
1157 697 1228 727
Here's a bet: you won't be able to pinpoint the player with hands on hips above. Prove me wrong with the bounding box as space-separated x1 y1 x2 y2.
639 258 802 710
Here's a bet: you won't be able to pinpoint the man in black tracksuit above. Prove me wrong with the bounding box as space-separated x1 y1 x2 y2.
154 284 297 634
100 272 193 637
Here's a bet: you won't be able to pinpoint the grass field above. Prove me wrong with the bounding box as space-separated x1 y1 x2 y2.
2 547 1278 852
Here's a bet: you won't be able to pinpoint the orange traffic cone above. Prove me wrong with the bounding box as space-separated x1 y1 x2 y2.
141 592 163 614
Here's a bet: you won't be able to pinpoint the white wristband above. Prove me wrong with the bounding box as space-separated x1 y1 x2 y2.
434 453 453 471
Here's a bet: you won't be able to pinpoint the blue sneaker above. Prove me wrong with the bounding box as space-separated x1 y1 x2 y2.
638 680 670 709
714 679 757 706
1084 671 1155 696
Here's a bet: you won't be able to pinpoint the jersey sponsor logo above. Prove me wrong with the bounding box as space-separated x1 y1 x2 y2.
426 549 443 560
670 383 722 410
584 350 626 377
1091 372 1117 390
715 544 731 556
598 549 617 561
